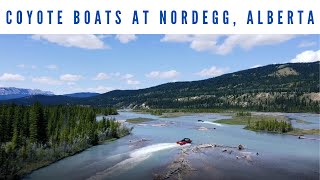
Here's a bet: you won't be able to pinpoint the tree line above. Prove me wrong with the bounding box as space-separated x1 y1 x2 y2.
138 92 320 113
0 103 131 179
246 118 293 133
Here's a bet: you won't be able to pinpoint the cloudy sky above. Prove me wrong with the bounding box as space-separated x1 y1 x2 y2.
0 34 319 94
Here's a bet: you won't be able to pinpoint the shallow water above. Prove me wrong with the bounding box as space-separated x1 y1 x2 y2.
26 111 320 180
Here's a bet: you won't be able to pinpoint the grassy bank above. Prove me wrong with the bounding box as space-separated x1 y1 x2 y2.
215 114 287 125
160 112 191 118
215 113 319 136
287 129 320 135
135 108 229 116
126 117 154 123
243 127 320 136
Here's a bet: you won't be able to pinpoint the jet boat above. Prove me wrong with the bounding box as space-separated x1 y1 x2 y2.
176 138 192 145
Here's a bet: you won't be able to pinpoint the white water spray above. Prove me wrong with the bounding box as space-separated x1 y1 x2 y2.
201 121 224 127
87 143 180 180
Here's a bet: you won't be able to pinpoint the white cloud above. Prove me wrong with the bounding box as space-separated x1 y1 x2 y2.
250 64 262 69
93 73 110 80
298 41 317 48
119 73 140 85
46 64 58 70
0 73 25 81
127 79 140 85
17 64 37 69
32 34 108 49
161 35 298 55
32 76 62 85
146 70 179 79
87 86 115 93
60 74 82 81
121 73 134 80
290 50 320 63
196 66 228 77
161 34 198 43
115 35 137 44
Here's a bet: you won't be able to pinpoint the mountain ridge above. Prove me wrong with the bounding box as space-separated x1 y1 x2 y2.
1 62 319 112
0 87 53 100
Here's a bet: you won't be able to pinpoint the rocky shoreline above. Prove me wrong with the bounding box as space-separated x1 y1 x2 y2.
153 143 256 180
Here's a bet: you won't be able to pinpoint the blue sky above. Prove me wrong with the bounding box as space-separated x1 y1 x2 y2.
0 34 319 94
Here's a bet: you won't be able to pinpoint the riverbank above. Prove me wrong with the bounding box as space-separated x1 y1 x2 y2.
160 112 192 118
134 108 319 116
134 109 228 116
215 114 320 136
0 104 126 179
126 117 154 123
20 137 122 179
215 114 287 125
2 119 132 179
287 129 320 135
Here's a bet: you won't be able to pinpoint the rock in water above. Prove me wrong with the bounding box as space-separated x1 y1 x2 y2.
238 144 244 150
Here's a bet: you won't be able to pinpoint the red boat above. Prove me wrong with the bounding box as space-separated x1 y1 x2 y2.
176 138 192 145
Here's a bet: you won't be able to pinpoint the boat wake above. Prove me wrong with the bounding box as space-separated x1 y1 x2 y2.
201 121 224 127
86 143 180 180
81 153 127 171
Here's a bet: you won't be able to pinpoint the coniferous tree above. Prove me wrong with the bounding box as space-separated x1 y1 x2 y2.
29 102 47 144
0 103 130 178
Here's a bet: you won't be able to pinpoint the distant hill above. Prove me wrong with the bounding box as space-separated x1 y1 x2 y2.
83 62 319 112
2 62 319 112
0 87 53 100
1 95 79 106
64 92 100 98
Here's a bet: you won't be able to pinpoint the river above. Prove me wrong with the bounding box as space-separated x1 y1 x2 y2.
25 111 320 180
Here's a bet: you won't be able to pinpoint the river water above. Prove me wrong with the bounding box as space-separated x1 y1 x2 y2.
26 111 320 180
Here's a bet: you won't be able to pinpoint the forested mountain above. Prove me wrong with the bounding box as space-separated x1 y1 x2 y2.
2 62 319 112
2 95 80 105
0 87 53 100
82 62 320 112
64 92 100 98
